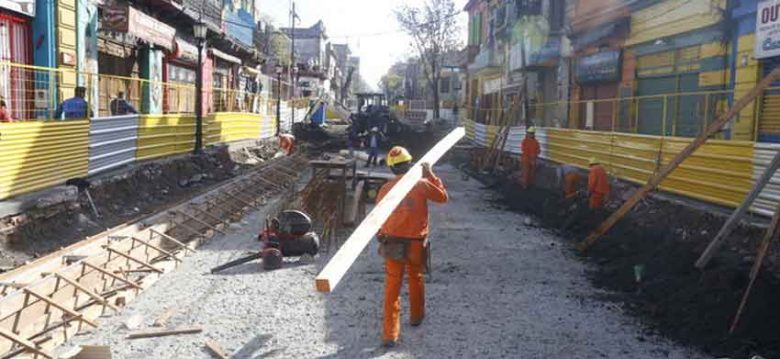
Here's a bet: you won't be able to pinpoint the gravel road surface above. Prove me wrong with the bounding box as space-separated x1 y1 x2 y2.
67 165 706 358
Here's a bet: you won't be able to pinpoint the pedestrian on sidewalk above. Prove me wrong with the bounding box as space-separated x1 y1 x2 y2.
54 86 92 120
588 157 611 210
521 126 540 188
365 127 383 167
0 100 13 122
110 91 138 116
376 146 448 348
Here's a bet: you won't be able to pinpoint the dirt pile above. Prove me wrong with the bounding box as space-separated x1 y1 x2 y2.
0 146 261 267
467 161 780 359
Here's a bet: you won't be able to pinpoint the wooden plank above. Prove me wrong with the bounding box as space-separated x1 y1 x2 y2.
153 308 176 327
315 127 465 292
126 325 203 339
174 211 227 235
222 190 255 207
150 229 196 253
0 327 53 359
579 68 780 252
205 339 230 359
729 199 780 333
23 288 98 327
82 262 142 289
104 247 164 274
695 149 780 268
130 237 182 262
192 206 229 226
73 345 112 359
53 273 120 311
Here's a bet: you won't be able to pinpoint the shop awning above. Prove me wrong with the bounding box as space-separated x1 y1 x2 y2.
171 37 199 64
210 48 241 65
101 4 175 50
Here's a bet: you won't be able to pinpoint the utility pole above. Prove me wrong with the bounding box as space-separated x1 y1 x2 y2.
290 1 297 127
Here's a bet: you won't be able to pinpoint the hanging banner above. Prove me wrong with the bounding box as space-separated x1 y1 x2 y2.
756 0 780 59
102 4 175 50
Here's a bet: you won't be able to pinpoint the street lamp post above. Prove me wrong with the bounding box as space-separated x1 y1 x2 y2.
291 66 297 127
193 22 208 154
275 64 283 135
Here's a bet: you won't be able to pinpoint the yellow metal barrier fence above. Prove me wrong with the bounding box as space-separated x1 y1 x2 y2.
0 121 89 198
465 119 755 209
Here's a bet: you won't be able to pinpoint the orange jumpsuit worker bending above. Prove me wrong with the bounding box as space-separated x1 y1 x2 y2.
588 157 610 209
279 133 296 155
521 127 541 188
376 146 448 348
558 164 582 200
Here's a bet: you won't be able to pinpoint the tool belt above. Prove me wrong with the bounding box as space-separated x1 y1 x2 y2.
377 235 430 273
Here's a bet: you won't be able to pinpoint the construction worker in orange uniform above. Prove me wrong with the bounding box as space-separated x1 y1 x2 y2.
521 127 541 189
557 164 582 201
376 146 448 348
588 157 611 209
279 133 296 155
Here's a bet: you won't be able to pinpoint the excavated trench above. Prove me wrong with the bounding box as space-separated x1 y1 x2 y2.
463 158 780 358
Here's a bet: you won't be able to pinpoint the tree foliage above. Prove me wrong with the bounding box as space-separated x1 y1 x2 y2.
395 0 460 118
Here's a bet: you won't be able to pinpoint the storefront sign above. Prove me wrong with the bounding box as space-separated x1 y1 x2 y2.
0 0 34 17
102 4 175 50
576 50 621 83
756 0 780 59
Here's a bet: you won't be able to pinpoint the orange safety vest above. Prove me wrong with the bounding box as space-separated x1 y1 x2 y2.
521 137 540 161
279 134 295 155
588 164 610 196
377 175 448 240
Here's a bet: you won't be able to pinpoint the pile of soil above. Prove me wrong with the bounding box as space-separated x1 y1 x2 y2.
1 146 253 265
468 162 780 358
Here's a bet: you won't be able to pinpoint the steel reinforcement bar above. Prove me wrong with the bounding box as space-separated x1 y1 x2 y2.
0 155 308 358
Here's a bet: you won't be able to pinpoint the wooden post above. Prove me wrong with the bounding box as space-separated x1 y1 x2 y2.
696 149 780 268
103 247 164 274
729 199 780 333
24 288 98 327
315 127 465 293
579 68 780 252
0 327 53 359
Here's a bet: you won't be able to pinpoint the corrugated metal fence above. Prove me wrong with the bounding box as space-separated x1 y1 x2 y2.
463 118 771 215
89 115 138 175
0 120 89 198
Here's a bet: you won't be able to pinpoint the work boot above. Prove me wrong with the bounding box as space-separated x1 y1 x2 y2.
382 339 397 348
411 316 424 327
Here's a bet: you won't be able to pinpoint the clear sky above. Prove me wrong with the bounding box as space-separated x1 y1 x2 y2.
261 0 468 91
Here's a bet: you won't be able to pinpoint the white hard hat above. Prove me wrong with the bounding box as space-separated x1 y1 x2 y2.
371 127 378 132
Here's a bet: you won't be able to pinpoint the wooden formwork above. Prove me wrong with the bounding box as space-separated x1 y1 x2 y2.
0 155 308 358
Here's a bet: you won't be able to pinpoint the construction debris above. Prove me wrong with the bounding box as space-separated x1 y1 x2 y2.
126 326 203 339
153 308 177 327
205 340 230 359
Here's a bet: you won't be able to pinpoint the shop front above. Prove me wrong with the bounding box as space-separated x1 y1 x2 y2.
100 2 176 115
755 0 780 142
575 50 621 131
210 48 241 113
0 2 33 120
164 37 199 113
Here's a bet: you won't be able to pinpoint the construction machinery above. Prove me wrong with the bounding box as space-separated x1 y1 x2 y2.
210 210 319 273
351 92 403 136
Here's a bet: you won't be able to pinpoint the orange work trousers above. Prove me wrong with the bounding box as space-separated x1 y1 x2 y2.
522 158 537 188
563 172 581 199
383 240 425 341
590 193 605 209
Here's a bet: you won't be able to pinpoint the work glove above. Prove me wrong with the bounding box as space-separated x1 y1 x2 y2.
421 162 434 179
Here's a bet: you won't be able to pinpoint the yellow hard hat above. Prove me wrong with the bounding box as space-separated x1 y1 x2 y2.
527 126 536 134
387 146 413 167
589 157 599 165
